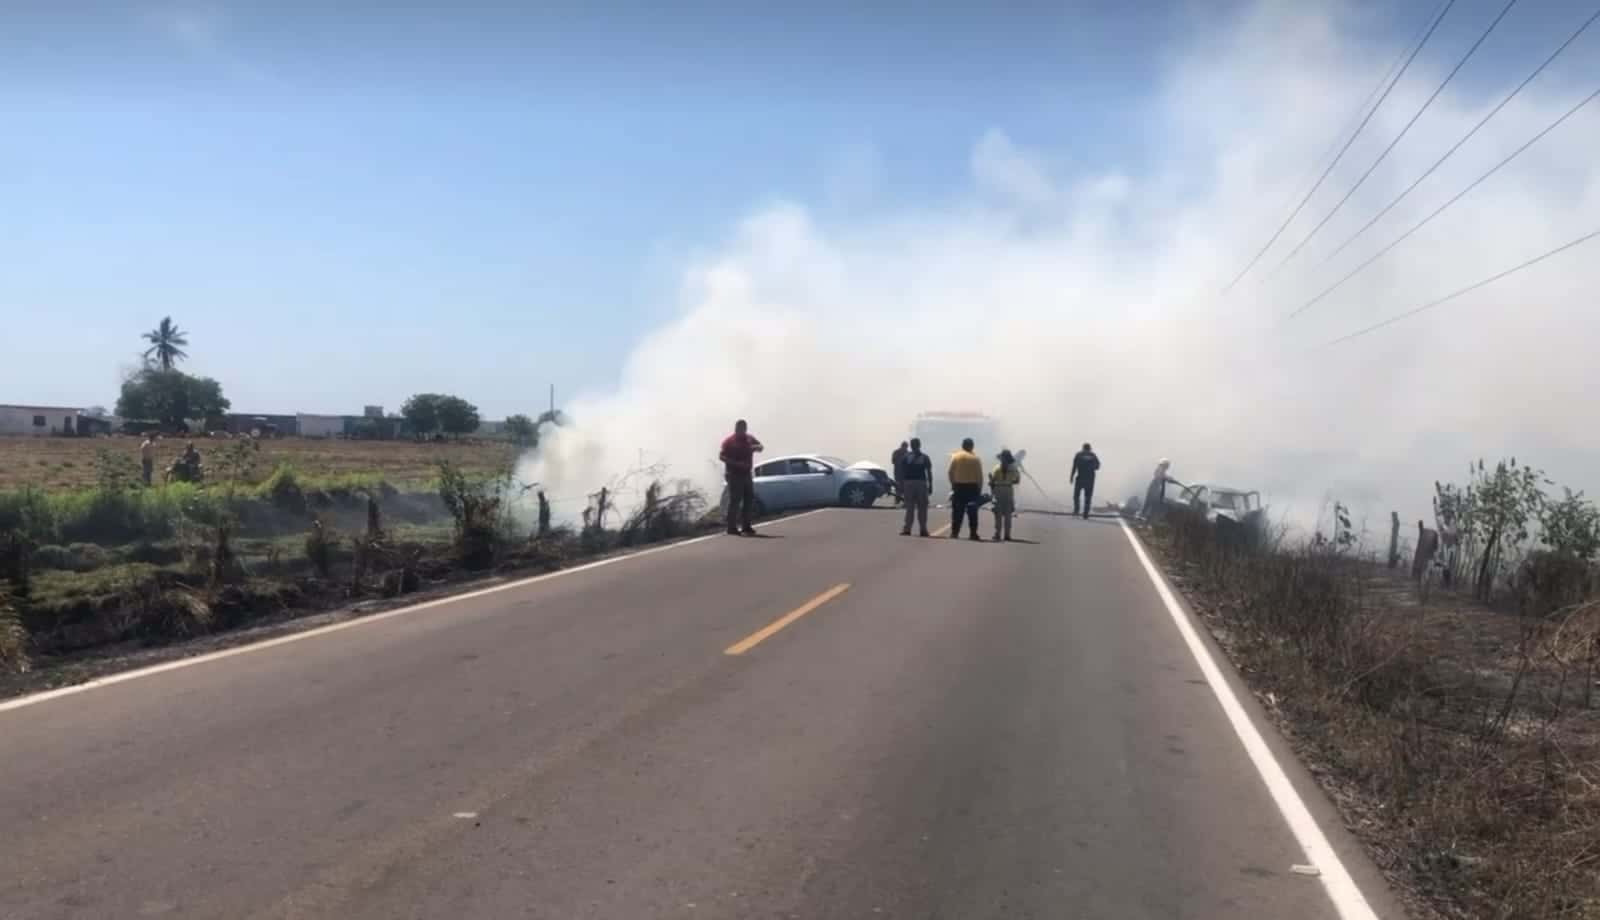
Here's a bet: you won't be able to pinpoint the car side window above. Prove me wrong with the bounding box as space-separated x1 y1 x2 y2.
790 459 820 475
754 460 786 477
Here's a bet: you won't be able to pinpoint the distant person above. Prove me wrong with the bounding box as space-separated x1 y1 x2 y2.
1070 442 1100 520
898 438 933 537
990 449 1021 541
140 435 157 486
948 438 984 540
1143 458 1172 521
890 441 909 507
719 419 765 536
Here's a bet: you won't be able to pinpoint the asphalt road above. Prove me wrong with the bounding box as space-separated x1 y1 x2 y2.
0 509 1396 919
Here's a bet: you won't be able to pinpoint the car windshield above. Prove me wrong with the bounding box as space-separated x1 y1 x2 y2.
1212 491 1246 511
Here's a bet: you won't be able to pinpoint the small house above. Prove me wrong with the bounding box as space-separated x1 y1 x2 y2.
0 404 84 437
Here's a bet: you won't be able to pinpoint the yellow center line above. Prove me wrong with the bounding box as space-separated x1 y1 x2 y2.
724 583 852 656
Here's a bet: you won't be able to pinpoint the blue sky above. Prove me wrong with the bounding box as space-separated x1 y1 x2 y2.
1 0 1589 421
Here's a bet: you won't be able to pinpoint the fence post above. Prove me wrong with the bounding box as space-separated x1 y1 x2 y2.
1388 511 1401 569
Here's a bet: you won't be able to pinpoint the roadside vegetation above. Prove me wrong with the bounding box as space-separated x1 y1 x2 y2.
0 317 721 688
0 453 716 688
1144 459 1600 920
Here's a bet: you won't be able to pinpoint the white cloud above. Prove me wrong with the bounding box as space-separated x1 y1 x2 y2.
524 0 1600 536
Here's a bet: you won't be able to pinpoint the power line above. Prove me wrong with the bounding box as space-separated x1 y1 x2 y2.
1265 0 1520 280
1317 226 1600 348
1279 0 1447 231
1288 84 1600 319
1221 0 1458 293
1316 4 1600 269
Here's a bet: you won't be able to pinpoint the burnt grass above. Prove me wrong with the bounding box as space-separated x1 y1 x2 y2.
0 485 781 702
1143 511 1600 920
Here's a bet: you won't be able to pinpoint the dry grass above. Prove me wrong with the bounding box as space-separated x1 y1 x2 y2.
0 435 517 492
1147 511 1600 920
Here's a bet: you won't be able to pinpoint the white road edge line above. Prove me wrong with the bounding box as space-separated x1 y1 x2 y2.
1117 518 1380 920
0 508 833 715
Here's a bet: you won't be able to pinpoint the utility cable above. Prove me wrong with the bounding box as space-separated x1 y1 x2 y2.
1289 84 1600 319
1315 4 1600 269
1221 0 1458 292
1265 0 1520 279
1317 226 1600 348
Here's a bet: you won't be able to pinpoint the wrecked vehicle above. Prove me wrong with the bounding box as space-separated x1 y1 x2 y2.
1166 481 1268 545
721 454 887 514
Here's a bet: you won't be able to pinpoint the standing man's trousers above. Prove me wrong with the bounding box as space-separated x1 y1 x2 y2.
951 483 981 536
1073 476 1096 518
901 480 929 533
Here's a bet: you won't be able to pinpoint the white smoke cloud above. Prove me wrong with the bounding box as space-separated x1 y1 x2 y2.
524 0 1600 537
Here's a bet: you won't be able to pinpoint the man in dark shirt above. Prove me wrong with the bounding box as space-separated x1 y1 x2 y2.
1070 442 1100 520
720 419 765 536
890 441 909 507
898 438 933 537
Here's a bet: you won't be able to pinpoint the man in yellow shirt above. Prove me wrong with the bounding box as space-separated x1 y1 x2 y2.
947 438 985 541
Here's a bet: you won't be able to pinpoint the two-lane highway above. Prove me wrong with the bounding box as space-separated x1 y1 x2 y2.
1 509 1392 919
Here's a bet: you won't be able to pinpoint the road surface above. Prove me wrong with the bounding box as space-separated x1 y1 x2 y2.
1 510 1396 919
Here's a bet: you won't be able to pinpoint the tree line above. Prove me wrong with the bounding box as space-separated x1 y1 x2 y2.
113 316 558 445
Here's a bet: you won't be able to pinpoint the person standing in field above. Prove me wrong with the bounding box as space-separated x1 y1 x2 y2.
898 438 933 537
140 435 157 486
989 449 1021 541
1071 442 1100 520
720 419 765 536
890 441 909 507
948 438 984 541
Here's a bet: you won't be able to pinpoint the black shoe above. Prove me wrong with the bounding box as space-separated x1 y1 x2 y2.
920 530 931 537
727 528 740 536
900 529 912 536
969 534 982 542
740 527 757 536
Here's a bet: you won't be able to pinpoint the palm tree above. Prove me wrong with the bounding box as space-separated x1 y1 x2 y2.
142 317 190 370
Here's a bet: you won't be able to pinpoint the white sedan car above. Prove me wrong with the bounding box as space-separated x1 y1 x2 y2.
722 454 889 514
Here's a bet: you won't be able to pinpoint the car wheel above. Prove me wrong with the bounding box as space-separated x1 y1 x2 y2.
839 483 876 507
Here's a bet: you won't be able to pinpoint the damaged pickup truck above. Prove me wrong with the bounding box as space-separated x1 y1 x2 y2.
1164 481 1269 545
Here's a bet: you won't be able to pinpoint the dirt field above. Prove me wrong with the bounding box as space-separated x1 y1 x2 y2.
0 435 520 491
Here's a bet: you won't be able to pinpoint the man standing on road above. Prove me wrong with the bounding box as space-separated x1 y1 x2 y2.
948 438 984 541
1071 442 1100 520
990 449 1021 541
890 441 909 507
720 420 765 536
139 434 157 486
899 438 933 537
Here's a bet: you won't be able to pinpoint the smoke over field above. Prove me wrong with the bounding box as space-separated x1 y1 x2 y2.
522 1 1600 534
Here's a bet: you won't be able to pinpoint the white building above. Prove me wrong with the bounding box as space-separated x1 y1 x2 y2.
296 413 345 439
0 404 83 437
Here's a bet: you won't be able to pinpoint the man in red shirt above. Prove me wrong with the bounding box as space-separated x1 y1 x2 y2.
720 419 765 536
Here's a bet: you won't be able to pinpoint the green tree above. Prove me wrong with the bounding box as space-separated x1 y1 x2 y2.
504 414 536 445
1539 488 1600 561
436 396 481 437
1465 458 1547 600
401 393 445 437
115 369 230 428
141 316 190 370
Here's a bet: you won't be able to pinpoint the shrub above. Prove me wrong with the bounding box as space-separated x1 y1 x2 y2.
0 589 27 673
305 516 337 578
437 461 509 570
255 465 307 513
0 487 56 545
619 480 707 547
